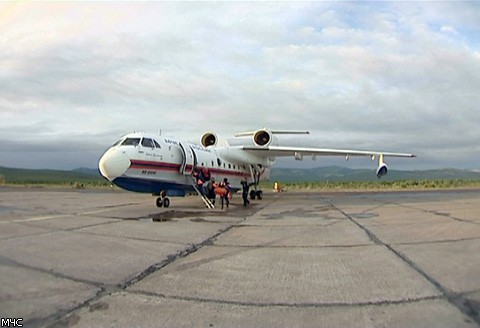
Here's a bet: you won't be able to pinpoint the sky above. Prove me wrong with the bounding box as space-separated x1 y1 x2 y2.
1 2 479 171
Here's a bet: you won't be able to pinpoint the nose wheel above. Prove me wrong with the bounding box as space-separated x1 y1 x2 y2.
156 197 170 208
156 190 170 208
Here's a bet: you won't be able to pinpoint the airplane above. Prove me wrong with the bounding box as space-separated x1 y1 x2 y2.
98 128 415 208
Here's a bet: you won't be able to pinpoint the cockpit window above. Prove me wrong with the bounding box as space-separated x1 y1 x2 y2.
153 139 161 148
141 138 155 148
112 139 123 147
121 138 141 146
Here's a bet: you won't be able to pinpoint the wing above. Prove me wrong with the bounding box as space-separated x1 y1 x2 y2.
242 145 416 159
231 128 415 179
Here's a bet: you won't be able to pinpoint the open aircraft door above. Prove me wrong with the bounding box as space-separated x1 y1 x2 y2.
179 142 195 175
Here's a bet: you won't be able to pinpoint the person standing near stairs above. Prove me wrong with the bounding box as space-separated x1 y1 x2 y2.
219 178 232 209
206 178 217 206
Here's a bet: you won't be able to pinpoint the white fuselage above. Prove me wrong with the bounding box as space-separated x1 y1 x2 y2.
99 132 271 196
99 129 416 197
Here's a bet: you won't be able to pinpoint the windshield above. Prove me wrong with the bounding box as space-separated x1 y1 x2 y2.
111 139 123 147
141 138 155 148
121 138 141 146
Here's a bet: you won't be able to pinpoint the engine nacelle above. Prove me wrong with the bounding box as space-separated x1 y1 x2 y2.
200 132 218 147
253 129 272 147
376 162 388 179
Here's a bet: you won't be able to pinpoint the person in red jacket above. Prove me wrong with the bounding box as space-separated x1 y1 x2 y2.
218 178 231 209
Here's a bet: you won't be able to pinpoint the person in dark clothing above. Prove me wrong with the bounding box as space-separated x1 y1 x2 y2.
241 177 255 206
219 178 231 209
205 178 217 205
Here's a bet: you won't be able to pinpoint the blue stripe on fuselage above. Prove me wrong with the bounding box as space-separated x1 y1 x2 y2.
112 176 241 196
112 177 191 196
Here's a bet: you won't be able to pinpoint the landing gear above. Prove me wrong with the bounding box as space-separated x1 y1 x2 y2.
249 190 263 200
156 197 170 208
256 190 263 200
156 190 170 208
248 165 264 201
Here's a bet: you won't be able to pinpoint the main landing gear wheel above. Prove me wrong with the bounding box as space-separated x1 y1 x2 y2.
156 197 170 208
249 190 263 200
256 190 263 200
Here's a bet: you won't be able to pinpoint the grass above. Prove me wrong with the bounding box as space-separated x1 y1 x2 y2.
260 179 480 192
1 166 480 191
0 167 110 189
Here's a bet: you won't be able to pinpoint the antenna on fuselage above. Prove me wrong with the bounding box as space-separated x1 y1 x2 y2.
158 129 162 136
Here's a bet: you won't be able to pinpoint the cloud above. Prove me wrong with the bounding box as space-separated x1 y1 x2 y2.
1 2 479 170
441 25 458 35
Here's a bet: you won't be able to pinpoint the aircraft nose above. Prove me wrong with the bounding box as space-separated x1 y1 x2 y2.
99 150 130 181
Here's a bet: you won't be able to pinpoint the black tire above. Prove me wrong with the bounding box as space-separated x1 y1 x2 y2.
256 190 263 200
249 190 256 200
163 198 170 208
156 198 163 208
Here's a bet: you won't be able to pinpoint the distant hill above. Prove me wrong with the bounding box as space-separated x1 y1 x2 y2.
1 165 479 186
269 166 480 182
72 167 102 176
0 166 104 185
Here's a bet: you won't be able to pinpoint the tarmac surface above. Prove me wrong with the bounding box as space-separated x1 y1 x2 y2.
0 186 479 327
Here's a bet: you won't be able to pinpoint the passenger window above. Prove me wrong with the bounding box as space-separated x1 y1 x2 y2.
141 138 154 148
121 138 140 146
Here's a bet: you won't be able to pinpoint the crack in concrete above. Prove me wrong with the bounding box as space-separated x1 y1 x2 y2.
9 192 480 326
393 236 480 246
372 198 480 226
36 196 281 327
129 289 443 308
325 197 480 326
40 216 249 328
209 243 376 249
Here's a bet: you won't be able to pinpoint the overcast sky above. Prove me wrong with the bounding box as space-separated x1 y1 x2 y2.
1 2 479 170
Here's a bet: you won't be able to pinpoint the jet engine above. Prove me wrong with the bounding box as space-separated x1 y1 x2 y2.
376 162 388 179
253 129 272 147
200 132 218 147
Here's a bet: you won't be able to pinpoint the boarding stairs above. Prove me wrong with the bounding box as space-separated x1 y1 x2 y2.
190 177 215 209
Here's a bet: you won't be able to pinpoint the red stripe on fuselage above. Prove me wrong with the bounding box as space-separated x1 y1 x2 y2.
130 160 180 171
209 167 251 178
129 160 251 178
